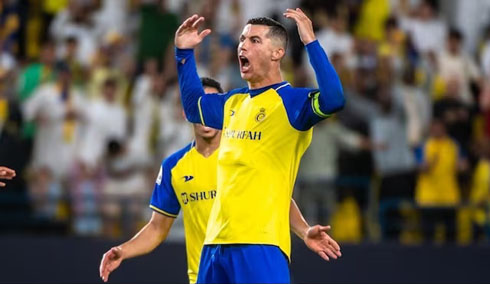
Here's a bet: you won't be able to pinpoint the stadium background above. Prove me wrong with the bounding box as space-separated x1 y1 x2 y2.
0 0 489 282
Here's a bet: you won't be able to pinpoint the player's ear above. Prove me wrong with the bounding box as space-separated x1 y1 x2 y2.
271 47 285 61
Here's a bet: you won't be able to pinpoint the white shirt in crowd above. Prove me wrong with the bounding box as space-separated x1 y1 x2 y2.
23 83 86 178
77 98 127 169
401 16 447 54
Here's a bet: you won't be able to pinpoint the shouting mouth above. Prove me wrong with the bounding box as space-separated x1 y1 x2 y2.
239 55 250 73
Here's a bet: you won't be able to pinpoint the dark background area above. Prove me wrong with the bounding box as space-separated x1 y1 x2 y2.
0 236 489 284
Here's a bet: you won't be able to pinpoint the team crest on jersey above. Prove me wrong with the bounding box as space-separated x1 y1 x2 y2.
255 108 266 122
156 166 162 185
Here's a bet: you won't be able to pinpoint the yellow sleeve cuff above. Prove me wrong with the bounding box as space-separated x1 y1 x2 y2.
150 205 178 218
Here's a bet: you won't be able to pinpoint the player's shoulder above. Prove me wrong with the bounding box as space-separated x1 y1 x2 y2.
161 142 195 170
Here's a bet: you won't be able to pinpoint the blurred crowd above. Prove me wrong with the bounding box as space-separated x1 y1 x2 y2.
1 0 490 245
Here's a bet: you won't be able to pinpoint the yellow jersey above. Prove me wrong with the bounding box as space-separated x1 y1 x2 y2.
197 82 324 258
415 137 461 206
150 142 218 283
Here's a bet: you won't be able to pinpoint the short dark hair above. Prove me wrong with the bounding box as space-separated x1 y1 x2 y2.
246 17 288 49
201 77 224 93
448 27 463 41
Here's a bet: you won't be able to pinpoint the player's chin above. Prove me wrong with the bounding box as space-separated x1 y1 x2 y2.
201 131 219 139
240 71 253 80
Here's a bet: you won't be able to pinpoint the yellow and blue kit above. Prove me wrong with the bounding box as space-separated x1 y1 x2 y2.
150 141 218 283
176 39 344 283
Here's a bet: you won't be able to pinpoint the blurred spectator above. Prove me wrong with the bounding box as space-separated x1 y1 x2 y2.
469 139 490 242
22 61 85 180
130 74 192 165
371 86 417 240
398 63 431 148
378 16 406 76
101 139 149 238
480 25 490 79
69 76 129 236
77 78 127 171
304 10 353 86
88 43 129 105
354 0 390 42
17 40 56 141
433 79 473 155
58 36 86 87
297 118 369 225
415 119 467 242
400 0 447 55
50 0 98 67
136 0 178 73
438 28 481 105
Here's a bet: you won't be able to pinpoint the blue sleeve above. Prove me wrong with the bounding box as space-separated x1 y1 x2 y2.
305 40 345 117
278 40 345 131
176 48 227 129
149 159 181 218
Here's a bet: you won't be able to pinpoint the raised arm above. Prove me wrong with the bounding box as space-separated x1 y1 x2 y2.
289 199 341 261
99 212 174 282
284 8 345 116
175 14 211 123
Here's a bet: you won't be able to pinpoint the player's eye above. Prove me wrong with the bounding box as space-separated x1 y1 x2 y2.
239 36 245 42
252 38 260 43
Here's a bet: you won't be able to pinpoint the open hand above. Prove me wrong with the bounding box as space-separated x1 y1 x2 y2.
175 14 212 49
304 225 342 261
284 8 316 45
99 247 124 282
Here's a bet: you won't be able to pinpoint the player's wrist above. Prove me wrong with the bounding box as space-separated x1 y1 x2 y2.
301 226 311 240
302 36 316 45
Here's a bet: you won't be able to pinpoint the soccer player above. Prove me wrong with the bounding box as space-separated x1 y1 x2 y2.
175 8 345 283
99 78 341 283
0 166 16 187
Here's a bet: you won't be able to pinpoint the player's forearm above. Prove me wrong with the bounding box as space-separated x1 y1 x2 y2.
176 47 205 123
289 199 309 240
306 40 345 114
119 219 171 260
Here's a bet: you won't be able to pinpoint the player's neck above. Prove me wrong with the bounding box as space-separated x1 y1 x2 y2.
195 134 221 158
247 69 283 89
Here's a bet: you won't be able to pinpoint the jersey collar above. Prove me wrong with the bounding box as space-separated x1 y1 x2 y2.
248 81 289 97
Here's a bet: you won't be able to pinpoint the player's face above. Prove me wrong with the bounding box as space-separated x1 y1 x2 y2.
238 24 277 83
194 86 221 139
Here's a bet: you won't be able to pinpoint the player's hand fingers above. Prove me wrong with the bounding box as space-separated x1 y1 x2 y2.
322 232 341 252
183 14 199 28
198 29 212 40
318 251 330 261
319 239 339 257
283 12 300 22
324 248 338 260
319 225 331 232
295 8 310 20
99 255 108 277
328 238 341 253
285 9 307 21
191 16 205 28
0 182 5 187
100 250 115 276
176 14 198 34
